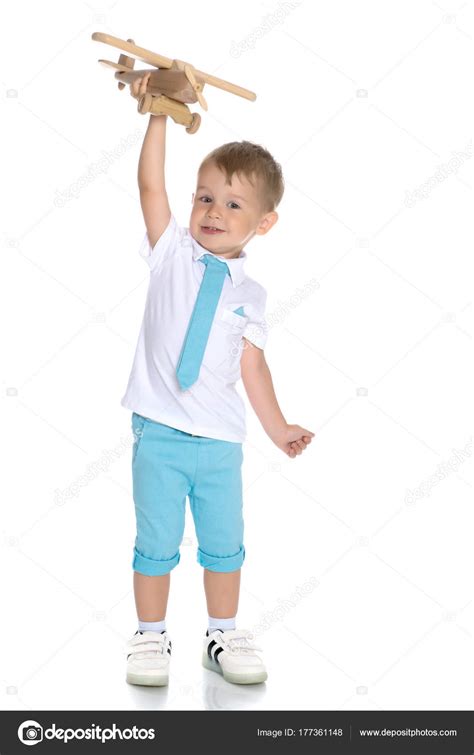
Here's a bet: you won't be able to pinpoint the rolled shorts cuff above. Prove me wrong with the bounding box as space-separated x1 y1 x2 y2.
132 546 180 576
197 545 245 572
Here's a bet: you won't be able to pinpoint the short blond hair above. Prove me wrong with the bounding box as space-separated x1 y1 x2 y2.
199 141 284 214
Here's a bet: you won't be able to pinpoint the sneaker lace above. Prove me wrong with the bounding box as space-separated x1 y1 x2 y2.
219 629 262 656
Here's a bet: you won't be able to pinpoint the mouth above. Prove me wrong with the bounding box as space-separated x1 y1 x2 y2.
201 226 225 234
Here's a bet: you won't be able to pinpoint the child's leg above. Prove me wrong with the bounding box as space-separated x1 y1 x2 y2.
189 437 245 626
133 571 170 621
204 568 240 617
131 416 193 626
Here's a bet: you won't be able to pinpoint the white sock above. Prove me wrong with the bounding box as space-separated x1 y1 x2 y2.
138 619 166 633
208 615 236 633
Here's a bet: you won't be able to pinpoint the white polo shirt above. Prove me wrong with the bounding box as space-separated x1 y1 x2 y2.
121 213 268 443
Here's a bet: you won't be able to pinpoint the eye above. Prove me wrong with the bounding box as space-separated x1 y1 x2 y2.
228 202 240 209
198 196 211 203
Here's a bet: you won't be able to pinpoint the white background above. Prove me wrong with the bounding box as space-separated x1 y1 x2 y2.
1 0 472 711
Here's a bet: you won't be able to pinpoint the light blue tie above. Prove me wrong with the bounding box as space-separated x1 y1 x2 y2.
176 254 231 390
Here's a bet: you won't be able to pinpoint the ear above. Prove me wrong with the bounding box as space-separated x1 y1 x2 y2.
255 211 278 237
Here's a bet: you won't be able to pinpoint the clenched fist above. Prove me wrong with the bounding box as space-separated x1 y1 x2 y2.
130 70 151 100
273 424 315 458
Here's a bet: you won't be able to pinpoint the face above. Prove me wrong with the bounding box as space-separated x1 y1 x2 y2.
189 161 278 259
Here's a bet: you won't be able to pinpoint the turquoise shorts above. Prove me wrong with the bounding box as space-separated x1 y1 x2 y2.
131 412 245 576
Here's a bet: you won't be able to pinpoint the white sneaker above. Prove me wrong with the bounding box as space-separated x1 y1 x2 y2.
126 630 171 686
202 628 267 684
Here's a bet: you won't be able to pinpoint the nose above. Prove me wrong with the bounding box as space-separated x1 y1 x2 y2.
205 202 222 219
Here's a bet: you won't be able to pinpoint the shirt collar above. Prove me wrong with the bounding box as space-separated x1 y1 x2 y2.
189 231 247 288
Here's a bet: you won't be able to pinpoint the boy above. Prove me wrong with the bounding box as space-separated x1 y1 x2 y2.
122 73 314 686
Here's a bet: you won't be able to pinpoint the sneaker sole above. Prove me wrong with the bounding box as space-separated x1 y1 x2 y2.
126 670 169 686
202 651 267 685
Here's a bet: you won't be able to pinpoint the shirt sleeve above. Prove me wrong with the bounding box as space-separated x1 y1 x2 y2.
138 213 180 272
242 287 269 350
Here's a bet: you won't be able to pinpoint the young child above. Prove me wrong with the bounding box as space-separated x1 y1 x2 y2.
122 73 314 687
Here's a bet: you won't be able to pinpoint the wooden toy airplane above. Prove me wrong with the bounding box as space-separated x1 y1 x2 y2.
91 32 256 134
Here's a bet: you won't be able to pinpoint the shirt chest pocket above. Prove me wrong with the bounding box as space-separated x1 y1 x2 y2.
218 307 249 332
211 308 249 374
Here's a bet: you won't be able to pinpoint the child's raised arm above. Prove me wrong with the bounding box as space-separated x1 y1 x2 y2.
131 72 171 248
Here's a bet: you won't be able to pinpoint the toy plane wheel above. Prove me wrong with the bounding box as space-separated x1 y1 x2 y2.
186 112 201 134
